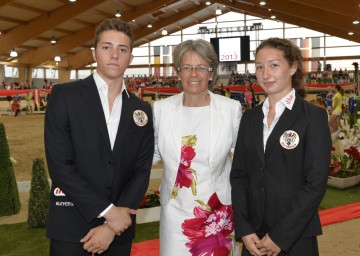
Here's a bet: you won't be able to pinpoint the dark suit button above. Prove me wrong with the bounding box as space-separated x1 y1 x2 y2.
260 166 264 172
259 186 265 192
108 160 114 165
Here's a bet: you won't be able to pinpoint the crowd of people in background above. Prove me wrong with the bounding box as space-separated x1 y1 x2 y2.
1 66 356 92
0 79 56 90
308 66 355 84
227 70 257 86
1 80 32 90
125 75 178 88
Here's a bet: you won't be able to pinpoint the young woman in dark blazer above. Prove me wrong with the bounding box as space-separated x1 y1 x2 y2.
230 38 331 256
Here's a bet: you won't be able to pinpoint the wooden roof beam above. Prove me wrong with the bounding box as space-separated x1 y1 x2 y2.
0 0 105 54
289 0 359 18
0 0 13 8
10 2 47 14
224 0 360 43
19 25 96 67
243 0 359 33
0 15 26 24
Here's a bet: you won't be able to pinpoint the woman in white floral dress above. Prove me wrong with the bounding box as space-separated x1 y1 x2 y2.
153 39 242 256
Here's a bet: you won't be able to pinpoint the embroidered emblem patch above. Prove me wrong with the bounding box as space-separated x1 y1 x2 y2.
279 130 299 149
133 110 148 127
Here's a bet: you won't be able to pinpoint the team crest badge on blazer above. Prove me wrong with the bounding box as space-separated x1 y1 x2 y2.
133 110 148 127
280 130 299 149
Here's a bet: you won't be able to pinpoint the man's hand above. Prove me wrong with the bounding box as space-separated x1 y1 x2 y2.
80 224 115 254
242 233 267 256
257 234 282 256
103 206 137 235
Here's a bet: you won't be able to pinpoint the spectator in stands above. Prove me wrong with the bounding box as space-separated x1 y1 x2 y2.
231 37 331 256
11 98 21 117
25 92 33 114
315 95 326 109
225 87 231 98
248 83 257 108
238 92 247 110
244 87 253 109
13 93 21 103
325 86 334 112
329 84 344 133
153 39 242 256
317 60 322 72
134 86 141 98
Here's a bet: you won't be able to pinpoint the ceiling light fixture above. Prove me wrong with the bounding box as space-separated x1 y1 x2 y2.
215 6 222 15
115 10 121 18
10 49 18 57
90 45 95 50
161 28 168 35
147 22 152 28
205 1 211 5
348 31 354 35
54 56 61 62
353 19 360 24
270 13 276 19
259 0 266 5
69 0 76 2
50 36 57 44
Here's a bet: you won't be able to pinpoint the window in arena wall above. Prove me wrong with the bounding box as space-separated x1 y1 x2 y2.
78 70 91 80
4 66 19 78
70 70 77 81
45 68 59 79
32 68 44 79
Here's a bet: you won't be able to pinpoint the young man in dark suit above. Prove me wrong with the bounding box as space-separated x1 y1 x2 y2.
45 18 154 255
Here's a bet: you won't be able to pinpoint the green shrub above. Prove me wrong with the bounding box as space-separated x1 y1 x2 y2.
0 123 21 216
27 158 50 228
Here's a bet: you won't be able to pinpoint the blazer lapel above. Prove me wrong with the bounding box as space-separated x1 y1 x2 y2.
265 96 302 157
80 76 111 150
209 92 223 159
113 93 133 155
168 93 183 158
251 106 265 164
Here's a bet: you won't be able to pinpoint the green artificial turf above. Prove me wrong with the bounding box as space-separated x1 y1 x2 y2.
0 221 160 256
318 184 360 210
0 223 49 256
0 185 359 255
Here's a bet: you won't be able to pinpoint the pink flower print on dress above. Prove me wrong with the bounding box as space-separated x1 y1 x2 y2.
171 135 197 199
181 193 235 256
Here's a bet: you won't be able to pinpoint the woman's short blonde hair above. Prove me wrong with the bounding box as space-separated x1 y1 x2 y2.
173 39 219 90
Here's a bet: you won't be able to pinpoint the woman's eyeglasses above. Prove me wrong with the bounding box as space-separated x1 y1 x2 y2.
177 65 213 73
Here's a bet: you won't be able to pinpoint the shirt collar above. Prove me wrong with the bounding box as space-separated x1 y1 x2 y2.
262 88 296 113
93 71 130 98
280 88 296 110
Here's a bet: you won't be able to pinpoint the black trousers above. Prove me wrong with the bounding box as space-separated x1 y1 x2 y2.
50 239 132 256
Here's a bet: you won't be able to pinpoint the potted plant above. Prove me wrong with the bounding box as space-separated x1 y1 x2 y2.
336 99 360 150
136 190 160 224
328 146 360 189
